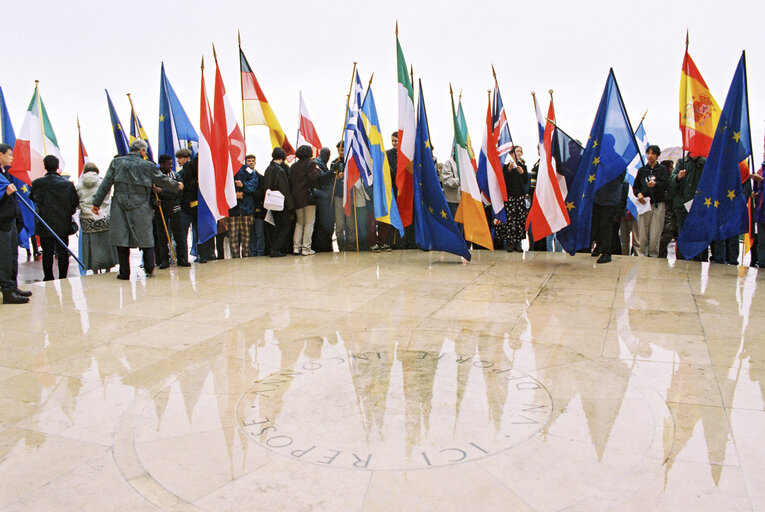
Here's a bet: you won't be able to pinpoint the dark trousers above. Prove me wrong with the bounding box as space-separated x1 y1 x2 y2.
271 209 292 254
659 208 677 258
117 246 155 278
155 211 188 265
711 236 739 265
592 204 616 257
40 235 69 281
189 211 214 262
0 223 19 292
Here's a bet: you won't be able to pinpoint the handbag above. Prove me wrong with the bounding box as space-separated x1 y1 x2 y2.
264 189 285 211
307 187 317 205
69 218 79 235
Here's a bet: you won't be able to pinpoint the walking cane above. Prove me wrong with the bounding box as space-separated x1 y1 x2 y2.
13 191 86 270
153 190 177 266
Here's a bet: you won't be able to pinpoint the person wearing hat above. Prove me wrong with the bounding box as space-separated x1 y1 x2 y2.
263 147 293 257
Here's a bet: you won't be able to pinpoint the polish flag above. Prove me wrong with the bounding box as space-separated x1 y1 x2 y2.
296 91 322 156
526 96 569 240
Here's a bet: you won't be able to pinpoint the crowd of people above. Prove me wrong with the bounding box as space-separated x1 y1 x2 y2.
1 135 764 304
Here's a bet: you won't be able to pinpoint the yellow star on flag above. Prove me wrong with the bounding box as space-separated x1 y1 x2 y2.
592 140 599 147
727 190 736 200
440 210 447 219
424 140 430 149
704 197 712 208
566 201 575 211
21 185 28 193
159 114 165 122
732 131 741 142
428 206 434 214
588 174 596 183
714 200 719 208
592 156 600 166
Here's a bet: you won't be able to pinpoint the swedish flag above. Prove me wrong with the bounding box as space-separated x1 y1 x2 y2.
677 52 751 259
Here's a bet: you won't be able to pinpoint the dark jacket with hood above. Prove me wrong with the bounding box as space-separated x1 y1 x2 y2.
290 146 320 210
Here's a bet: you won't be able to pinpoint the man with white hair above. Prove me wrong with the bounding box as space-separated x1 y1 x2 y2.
91 139 183 279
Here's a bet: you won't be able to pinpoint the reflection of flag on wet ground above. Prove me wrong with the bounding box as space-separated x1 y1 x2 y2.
678 53 751 259
413 82 470 261
557 69 639 255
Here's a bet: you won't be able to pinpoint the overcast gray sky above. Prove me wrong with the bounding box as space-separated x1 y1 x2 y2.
3 0 764 172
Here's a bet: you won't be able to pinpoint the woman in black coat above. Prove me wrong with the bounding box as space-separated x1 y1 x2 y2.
495 146 529 252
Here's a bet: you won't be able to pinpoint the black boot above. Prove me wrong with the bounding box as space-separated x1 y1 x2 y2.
14 288 32 297
3 291 30 304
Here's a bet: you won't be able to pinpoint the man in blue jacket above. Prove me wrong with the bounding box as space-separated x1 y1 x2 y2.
226 156 257 258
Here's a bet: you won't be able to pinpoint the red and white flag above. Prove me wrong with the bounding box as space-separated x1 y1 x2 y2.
296 91 322 156
526 96 569 240
213 58 241 211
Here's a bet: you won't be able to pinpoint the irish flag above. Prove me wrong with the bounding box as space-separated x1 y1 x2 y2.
11 83 65 184
451 95 493 250
396 31 415 227
239 46 295 160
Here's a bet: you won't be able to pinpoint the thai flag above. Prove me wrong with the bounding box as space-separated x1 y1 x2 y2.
491 83 514 162
343 70 373 214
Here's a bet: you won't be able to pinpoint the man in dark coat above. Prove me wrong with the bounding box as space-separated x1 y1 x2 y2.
92 140 182 279
670 154 707 261
30 155 78 281
633 145 669 257
0 144 31 303
312 147 335 252
263 147 293 257
153 154 190 268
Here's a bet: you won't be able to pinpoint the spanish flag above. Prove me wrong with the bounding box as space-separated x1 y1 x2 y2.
239 46 295 159
680 41 721 157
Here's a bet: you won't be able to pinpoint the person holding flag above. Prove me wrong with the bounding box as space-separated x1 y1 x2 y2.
633 145 669 257
91 139 183 280
0 144 32 303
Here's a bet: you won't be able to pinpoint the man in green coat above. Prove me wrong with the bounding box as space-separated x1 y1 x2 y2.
669 154 707 261
91 140 183 279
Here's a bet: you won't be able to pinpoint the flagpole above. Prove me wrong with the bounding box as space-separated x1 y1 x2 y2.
330 62 357 212
238 30 247 144
34 81 48 156
14 191 85 269
77 115 82 176
682 32 688 167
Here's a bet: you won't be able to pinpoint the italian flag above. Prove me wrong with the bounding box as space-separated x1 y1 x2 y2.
239 47 295 160
451 97 493 250
396 33 415 227
11 84 65 184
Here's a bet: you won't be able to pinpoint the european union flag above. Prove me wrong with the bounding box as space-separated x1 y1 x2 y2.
677 52 751 259
1 87 35 248
557 69 639 255
129 105 153 162
413 81 470 261
159 63 198 172
106 89 129 156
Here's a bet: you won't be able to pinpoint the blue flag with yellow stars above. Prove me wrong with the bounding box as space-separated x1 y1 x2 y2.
412 81 471 261
106 89 130 156
557 69 639 255
677 52 751 259
1 87 35 249
159 63 198 172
